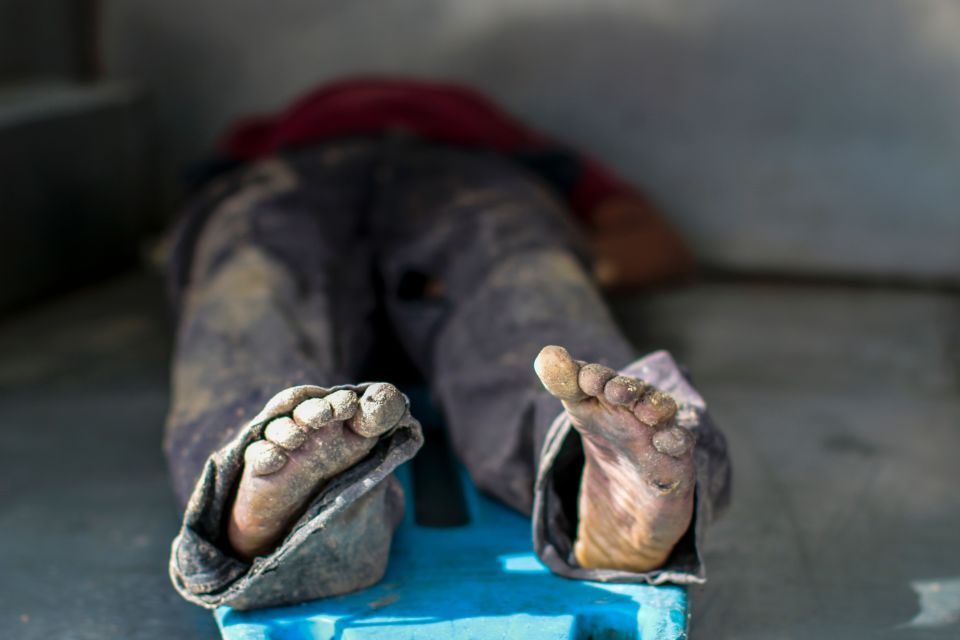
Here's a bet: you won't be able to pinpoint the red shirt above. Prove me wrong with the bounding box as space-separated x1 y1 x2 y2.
218 77 640 221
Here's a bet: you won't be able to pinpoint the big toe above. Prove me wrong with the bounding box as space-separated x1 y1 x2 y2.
534 345 587 401
348 383 406 438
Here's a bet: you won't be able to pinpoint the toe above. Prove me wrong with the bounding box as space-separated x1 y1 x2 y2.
293 397 334 429
603 375 645 406
264 417 308 450
634 389 678 427
348 383 406 438
261 387 320 419
326 390 359 421
578 363 617 397
652 425 695 458
244 440 288 476
534 345 587 401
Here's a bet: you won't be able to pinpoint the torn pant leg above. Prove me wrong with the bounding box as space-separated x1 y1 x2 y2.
373 141 730 584
164 147 422 609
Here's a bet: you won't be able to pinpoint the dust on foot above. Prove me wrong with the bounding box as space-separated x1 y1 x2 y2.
227 383 406 561
534 345 695 573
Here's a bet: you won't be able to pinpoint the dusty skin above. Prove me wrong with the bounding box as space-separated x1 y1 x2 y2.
228 383 406 561
228 348 694 573
534 345 696 572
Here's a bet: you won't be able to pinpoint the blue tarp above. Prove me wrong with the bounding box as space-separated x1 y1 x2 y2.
216 461 688 639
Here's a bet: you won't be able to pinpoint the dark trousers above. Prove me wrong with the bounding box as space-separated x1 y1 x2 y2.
165 137 730 609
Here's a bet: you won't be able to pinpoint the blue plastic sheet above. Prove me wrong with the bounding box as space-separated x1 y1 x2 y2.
216 462 688 639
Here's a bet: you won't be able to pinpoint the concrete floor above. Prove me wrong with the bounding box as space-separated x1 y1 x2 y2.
0 273 957 639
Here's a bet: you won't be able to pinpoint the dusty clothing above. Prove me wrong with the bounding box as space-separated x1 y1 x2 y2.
165 136 731 610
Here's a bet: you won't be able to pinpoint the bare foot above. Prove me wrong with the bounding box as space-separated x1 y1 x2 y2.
227 383 407 561
534 345 695 572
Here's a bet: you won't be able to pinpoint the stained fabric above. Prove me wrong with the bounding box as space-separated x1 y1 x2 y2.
165 137 730 609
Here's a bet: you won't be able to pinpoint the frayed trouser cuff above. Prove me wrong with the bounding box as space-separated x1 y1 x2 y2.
532 350 731 585
169 384 423 610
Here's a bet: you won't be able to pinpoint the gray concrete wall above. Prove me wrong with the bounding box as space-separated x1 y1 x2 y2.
0 82 154 312
103 0 960 280
0 0 89 81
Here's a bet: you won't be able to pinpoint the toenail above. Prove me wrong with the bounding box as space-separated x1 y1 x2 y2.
636 389 679 426
262 387 317 418
293 397 334 428
326 389 359 421
604 376 644 405
652 426 694 458
264 417 307 450
350 383 405 438
578 363 617 396
245 440 287 475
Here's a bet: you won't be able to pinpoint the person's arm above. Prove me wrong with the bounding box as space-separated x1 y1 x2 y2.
588 193 696 289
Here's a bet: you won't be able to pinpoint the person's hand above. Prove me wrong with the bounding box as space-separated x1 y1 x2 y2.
588 194 696 289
